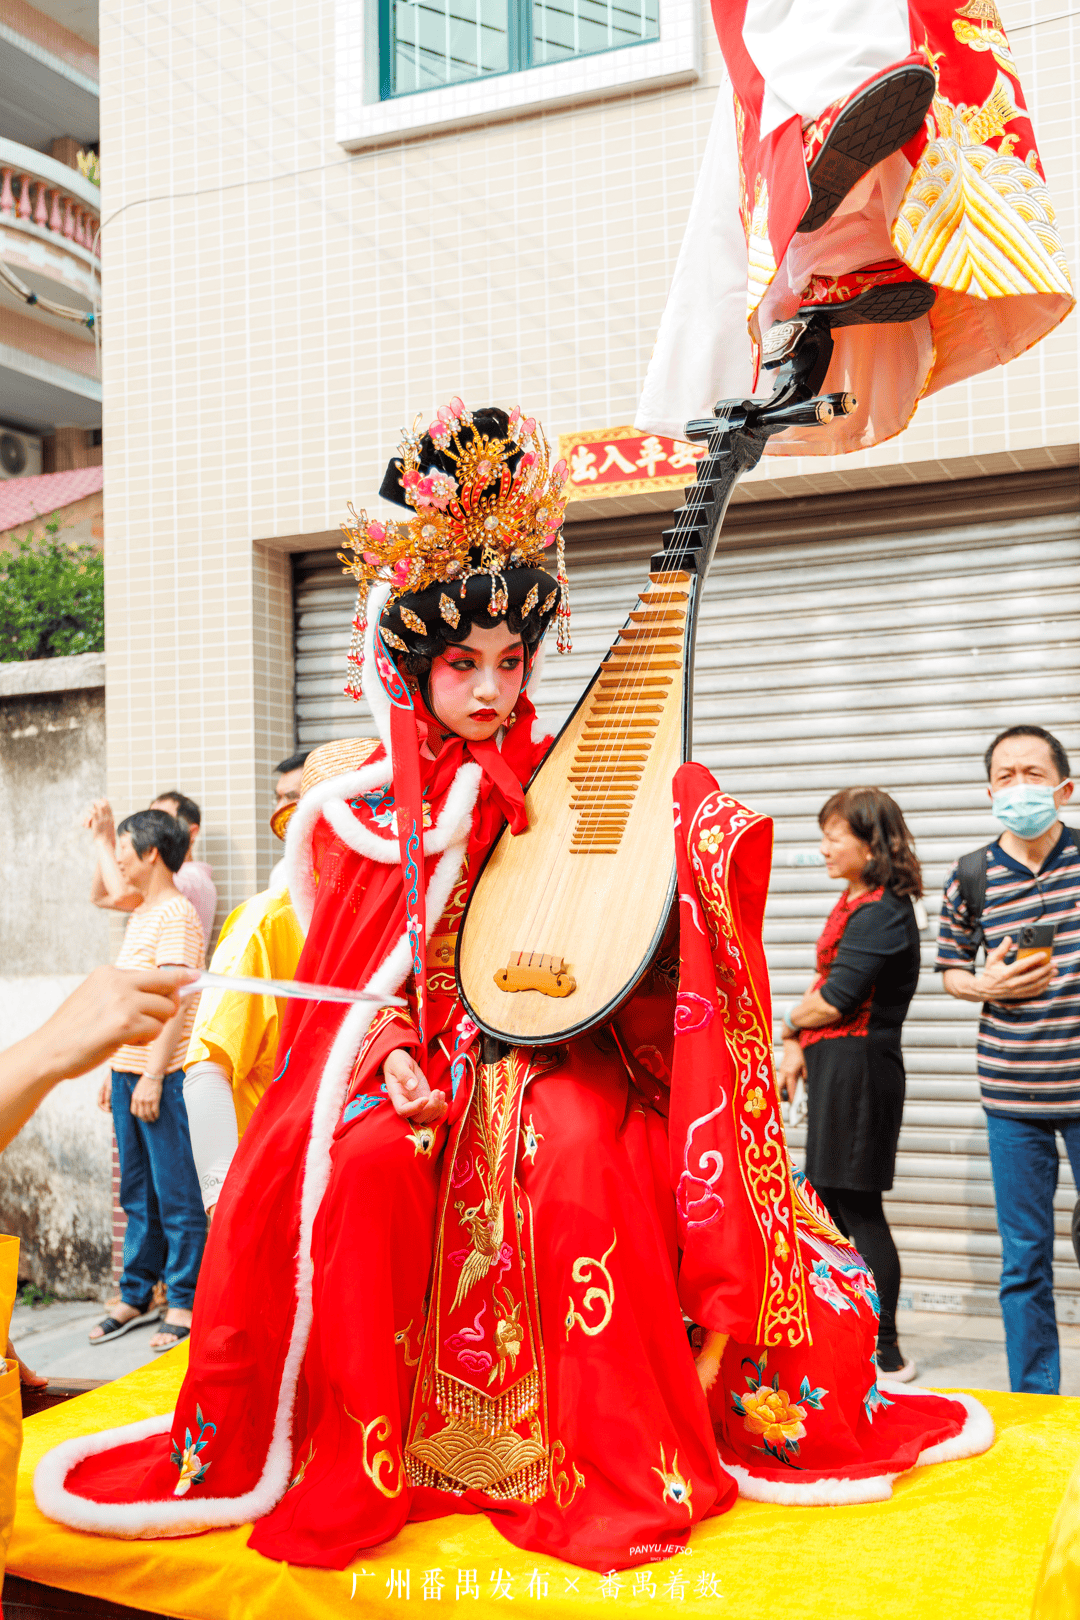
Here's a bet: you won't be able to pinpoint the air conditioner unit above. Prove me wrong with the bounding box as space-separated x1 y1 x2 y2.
0 429 43 479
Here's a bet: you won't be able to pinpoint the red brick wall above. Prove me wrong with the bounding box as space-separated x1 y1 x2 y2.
111 1132 125 1285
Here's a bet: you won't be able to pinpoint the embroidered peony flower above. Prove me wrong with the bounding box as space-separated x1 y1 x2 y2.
739 1385 807 1447
697 823 723 855
745 1085 768 1119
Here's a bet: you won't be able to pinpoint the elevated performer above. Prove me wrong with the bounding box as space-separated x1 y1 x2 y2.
637 0 1074 453
36 404 990 1573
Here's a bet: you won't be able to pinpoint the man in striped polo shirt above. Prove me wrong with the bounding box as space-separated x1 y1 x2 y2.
937 726 1079 1394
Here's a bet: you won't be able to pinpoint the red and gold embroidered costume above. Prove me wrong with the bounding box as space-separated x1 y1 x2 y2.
34 406 992 1568
637 0 1074 453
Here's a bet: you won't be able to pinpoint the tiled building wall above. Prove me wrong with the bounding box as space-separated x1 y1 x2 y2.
99 0 1077 912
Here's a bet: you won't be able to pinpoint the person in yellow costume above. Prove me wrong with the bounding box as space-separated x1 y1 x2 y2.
182 742 377 1216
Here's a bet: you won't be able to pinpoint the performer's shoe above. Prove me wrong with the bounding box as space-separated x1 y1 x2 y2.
796 258 936 329
762 260 935 371
798 58 937 235
876 1342 918 1384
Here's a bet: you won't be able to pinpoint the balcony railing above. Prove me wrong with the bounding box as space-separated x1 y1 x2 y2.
0 138 101 264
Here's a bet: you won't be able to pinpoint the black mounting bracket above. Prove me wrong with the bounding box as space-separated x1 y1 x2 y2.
650 315 855 575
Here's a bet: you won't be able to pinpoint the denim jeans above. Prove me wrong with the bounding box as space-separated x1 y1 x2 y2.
985 1111 1080 1394
111 1069 206 1312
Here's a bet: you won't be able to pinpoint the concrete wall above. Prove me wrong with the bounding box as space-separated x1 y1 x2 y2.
0 651 112 1297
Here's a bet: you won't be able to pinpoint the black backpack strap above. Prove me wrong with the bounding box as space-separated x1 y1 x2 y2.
954 827 1080 955
955 844 992 952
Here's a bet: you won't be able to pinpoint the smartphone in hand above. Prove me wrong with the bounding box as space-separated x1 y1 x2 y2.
1015 921 1059 964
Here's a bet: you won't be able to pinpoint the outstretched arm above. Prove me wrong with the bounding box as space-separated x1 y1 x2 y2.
84 800 142 911
0 966 197 1151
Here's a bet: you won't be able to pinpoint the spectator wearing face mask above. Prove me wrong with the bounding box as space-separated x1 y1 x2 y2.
937 725 1079 1395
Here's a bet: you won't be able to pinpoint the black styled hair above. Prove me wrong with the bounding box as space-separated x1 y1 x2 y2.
117 809 190 874
274 750 310 775
377 404 561 690
818 787 923 899
152 789 201 831
984 726 1071 782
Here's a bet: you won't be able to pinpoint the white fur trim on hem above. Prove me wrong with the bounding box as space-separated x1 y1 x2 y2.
724 1388 994 1506
908 1388 995 1466
35 836 471 1540
723 1461 898 1506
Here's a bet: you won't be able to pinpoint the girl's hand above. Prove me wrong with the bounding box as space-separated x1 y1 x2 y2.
776 1036 806 1101
383 1048 447 1126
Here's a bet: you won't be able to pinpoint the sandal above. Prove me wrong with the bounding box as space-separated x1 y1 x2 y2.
88 1309 158 1344
151 1323 192 1354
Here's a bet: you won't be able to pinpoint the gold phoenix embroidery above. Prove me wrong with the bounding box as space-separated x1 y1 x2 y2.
490 1285 525 1387
394 1318 422 1366
520 1114 543 1165
451 1052 525 1312
409 1121 437 1156
565 1232 617 1338
653 1444 693 1514
286 1440 315 1491
550 1440 585 1508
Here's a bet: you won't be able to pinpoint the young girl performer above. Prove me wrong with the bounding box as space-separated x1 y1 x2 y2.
37 402 991 1572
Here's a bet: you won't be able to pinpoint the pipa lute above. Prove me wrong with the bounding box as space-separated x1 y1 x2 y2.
456 317 854 1044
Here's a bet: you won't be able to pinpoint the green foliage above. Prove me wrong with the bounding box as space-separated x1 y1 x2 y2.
0 530 104 661
17 1281 55 1309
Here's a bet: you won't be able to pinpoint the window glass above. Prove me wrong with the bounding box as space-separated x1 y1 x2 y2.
389 0 509 95
532 0 658 65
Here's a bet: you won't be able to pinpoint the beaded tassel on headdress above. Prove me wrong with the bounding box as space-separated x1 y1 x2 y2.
343 595 367 702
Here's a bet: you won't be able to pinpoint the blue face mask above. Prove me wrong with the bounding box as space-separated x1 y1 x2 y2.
991 782 1068 840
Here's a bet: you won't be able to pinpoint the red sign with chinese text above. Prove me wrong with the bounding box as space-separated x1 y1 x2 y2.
558 427 706 501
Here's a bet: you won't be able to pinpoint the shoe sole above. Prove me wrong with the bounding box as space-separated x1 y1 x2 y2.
798 64 937 235
800 277 936 329
88 1310 159 1344
151 1330 191 1354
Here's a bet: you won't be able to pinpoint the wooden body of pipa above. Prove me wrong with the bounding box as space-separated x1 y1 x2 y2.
456 570 698 1044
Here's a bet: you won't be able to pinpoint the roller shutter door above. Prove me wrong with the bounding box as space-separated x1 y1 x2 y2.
293 473 1080 1321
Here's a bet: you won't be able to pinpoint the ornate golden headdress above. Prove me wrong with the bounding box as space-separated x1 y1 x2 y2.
339 400 571 665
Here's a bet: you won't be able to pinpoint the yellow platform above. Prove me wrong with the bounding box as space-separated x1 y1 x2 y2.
10 1351 1078 1620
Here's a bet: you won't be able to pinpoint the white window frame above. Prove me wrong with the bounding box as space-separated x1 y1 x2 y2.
335 0 700 151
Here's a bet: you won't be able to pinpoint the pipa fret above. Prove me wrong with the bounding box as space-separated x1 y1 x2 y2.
567 583 688 855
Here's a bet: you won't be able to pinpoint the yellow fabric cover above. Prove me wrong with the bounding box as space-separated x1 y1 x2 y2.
13 1351 1080 1619
1034 1451 1080 1619
0 1235 21 1596
184 887 304 1135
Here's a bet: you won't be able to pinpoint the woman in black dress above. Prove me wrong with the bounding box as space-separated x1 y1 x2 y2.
778 787 923 1382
